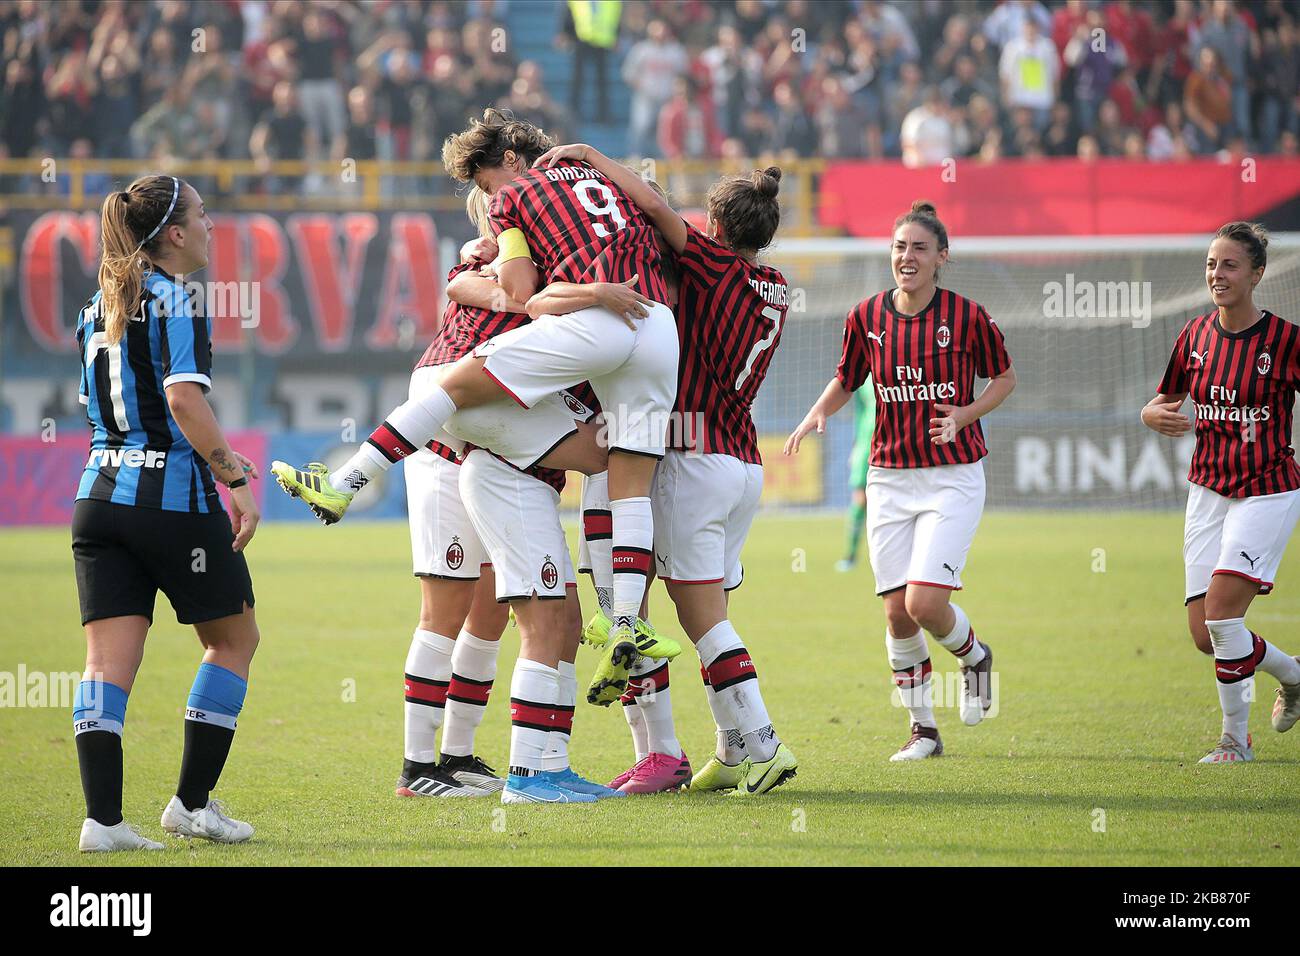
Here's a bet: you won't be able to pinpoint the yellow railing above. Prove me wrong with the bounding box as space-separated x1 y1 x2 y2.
0 156 830 235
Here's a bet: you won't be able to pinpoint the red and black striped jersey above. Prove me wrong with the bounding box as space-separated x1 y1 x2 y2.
488 160 670 306
416 262 530 369
836 288 1011 469
668 224 789 464
1158 310 1300 498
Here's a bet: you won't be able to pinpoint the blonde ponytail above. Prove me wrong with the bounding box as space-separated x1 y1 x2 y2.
96 175 189 343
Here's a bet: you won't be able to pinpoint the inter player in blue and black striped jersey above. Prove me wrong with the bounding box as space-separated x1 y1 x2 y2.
72 175 261 851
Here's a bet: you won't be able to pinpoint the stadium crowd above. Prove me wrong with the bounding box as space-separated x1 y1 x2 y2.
0 0 1296 189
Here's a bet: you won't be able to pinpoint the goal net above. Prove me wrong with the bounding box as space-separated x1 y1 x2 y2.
754 234 1300 511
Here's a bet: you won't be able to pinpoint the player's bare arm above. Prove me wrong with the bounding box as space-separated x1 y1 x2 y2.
446 270 528 313
495 253 540 304
1141 392 1192 436
526 277 652 328
785 377 853 455
930 364 1017 445
536 143 688 254
165 381 260 551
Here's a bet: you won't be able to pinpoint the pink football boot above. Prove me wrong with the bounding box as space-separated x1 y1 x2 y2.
617 752 692 794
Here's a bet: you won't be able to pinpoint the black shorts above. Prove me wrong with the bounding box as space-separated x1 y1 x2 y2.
72 499 255 626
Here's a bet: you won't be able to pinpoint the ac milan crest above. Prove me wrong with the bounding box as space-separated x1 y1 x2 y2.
1257 352 1272 375
563 392 586 415
540 556 559 589
445 537 464 570
936 325 951 348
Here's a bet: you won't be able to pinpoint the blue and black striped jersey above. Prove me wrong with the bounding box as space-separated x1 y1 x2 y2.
76 269 221 513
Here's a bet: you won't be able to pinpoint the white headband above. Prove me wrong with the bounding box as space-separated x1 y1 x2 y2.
138 176 180 248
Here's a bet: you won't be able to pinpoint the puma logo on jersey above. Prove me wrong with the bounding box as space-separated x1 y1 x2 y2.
866 331 887 345
1189 349 1207 368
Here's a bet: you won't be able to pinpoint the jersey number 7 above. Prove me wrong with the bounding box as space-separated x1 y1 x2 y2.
735 306 784 391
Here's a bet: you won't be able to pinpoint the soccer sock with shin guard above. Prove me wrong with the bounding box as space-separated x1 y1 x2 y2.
886 630 936 729
610 497 653 631
581 473 614 617
1208 617 1255 744
74 680 129 826
441 630 499 758
696 620 779 762
177 663 247 811
331 386 458 493
403 629 454 764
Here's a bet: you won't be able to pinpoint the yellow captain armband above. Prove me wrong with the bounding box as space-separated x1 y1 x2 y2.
496 228 533 264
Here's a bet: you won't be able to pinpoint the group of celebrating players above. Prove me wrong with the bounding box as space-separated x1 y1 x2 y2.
68 107 1300 850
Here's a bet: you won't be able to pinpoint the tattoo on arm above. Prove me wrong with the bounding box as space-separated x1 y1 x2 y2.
210 447 240 478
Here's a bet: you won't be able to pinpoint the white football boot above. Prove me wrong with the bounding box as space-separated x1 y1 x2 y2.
890 723 943 761
79 818 165 853
1272 664 1300 733
161 796 254 843
1197 733 1253 764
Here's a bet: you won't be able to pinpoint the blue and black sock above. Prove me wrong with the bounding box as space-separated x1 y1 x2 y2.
177 663 247 811
73 680 129 826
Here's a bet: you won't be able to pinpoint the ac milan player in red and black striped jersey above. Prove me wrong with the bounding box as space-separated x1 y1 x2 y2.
1141 221 1300 764
786 201 1016 762
533 141 798 795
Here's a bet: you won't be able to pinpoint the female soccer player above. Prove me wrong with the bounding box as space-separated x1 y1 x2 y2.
537 142 798 795
73 175 259 850
837 387 877 573
1141 221 1300 763
785 201 1016 761
272 110 682 704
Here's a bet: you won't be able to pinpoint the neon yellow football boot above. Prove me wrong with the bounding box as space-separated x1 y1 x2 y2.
585 623 639 706
728 743 798 797
688 757 747 792
583 613 680 658
271 460 354 524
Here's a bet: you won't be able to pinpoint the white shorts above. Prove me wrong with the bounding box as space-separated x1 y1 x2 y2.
412 364 592 470
474 302 679 458
459 449 577 603
652 452 762 590
866 461 986 595
405 372 489 579
1183 483 1300 602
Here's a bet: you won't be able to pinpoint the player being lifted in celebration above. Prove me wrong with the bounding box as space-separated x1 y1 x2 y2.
271 109 681 703
72 177 260 850
786 201 1015 761
539 143 797 795
1141 222 1300 763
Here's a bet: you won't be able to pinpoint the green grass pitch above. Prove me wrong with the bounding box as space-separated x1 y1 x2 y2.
3 512 1299 866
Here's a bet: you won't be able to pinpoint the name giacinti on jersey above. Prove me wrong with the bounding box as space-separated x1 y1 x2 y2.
87 448 167 469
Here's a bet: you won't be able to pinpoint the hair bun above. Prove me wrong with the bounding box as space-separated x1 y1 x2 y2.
911 199 937 216
754 166 782 198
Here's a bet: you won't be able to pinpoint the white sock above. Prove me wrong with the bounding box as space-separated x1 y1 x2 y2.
508 658 559 776
931 603 985 667
1253 631 1300 685
331 386 457 493
541 661 577 772
701 661 746 764
622 696 650 763
403 629 454 763
610 496 653 629
697 620 778 761
582 472 614 617
886 629 936 729
628 657 679 758
1208 617 1254 744
440 630 500 758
